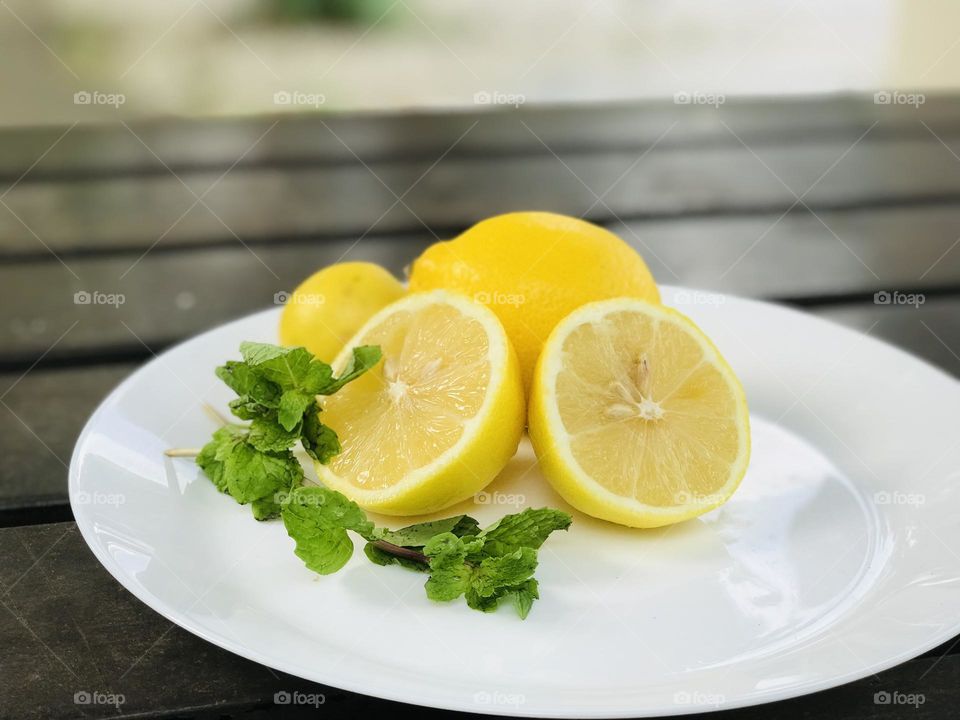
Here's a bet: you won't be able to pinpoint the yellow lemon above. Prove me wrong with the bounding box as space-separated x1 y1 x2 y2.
408 212 660 389
315 291 525 515
279 262 405 362
528 298 750 528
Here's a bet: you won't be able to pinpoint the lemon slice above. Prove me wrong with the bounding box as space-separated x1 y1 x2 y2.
528 298 750 528
315 290 525 516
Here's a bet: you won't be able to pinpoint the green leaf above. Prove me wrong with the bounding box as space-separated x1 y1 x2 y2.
281 486 376 575
479 508 572 557
215 361 280 404
240 342 334 394
319 345 382 394
472 547 538 598
301 410 341 464
247 417 300 452
375 515 480 548
277 389 315 431
423 533 483 602
196 425 246 493
251 494 283 521
222 442 303 505
506 579 539 619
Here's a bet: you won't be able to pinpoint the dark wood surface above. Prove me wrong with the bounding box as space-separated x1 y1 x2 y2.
1 97 959 719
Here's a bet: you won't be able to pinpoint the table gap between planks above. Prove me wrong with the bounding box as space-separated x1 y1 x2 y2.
1 96 959 719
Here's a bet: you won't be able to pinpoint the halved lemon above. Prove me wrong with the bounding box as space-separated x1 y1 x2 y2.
315 290 525 516
528 298 750 528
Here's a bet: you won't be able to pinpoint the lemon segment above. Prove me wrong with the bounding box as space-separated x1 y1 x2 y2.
408 212 660 389
315 291 525 516
279 262 405 362
528 298 750 528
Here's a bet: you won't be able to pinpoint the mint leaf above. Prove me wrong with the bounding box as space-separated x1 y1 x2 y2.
281 486 375 574
320 346 382 394
222 442 302 504
479 508 572 557
506 579 539 619
277 389 315 431
247 417 300 452
216 361 280 404
363 542 430 572
240 342 334 394
423 533 484 602
196 425 244 493
472 547 538 597
300 410 341 464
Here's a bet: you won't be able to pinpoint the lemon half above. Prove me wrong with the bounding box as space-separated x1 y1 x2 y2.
316 291 525 516
528 298 750 528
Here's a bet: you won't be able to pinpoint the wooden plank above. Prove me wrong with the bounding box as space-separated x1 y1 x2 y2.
0 364 135 510
2 204 959 361
5 135 960 253
0 299 956 514
3 96 960 180
0 521 957 719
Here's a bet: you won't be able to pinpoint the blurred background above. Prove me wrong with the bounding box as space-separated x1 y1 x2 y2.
2 0 960 125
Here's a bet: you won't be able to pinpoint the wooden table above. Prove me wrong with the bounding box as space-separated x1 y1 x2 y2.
1 97 959 719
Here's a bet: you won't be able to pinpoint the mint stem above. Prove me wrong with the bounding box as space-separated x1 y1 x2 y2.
371 539 429 565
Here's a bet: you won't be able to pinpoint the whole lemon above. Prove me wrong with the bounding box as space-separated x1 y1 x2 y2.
408 212 660 388
279 261 405 362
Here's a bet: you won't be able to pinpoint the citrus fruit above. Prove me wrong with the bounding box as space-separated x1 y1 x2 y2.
279 262 405 362
407 212 660 389
528 298 750 528
315 290 525 516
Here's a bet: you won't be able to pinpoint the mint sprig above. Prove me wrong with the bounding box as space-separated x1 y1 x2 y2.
279 488 571 618
196 341 381 519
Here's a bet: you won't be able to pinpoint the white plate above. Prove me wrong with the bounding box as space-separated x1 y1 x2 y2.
69 287 960 718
